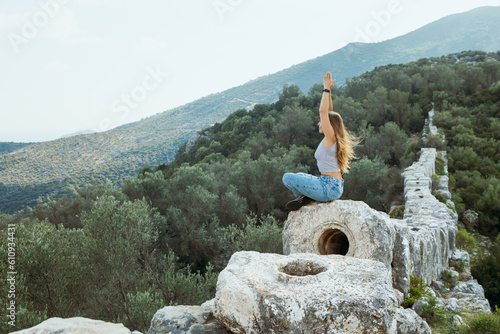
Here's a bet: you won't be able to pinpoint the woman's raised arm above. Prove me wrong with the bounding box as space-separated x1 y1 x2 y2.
319 72 336 143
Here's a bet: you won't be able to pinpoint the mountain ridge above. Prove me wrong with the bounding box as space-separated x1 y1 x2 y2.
1 6 500 213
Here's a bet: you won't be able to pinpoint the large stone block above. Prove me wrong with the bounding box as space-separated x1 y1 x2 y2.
283 200 395 271
392 220 412 295
214 251 428 334
10 317 132 334
148 304 230 334
406 216 453 285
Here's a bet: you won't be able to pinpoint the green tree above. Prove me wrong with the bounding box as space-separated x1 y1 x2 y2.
358 122 408 167
343 157 389 210
272 105 315 148
79 196 160 321
363 87 389 128
387 90 411 129
472 235 500 311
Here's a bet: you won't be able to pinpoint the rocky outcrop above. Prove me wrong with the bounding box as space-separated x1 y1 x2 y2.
148 304 230 334
462 209 479 229
213 251 430 334
10 317 133 334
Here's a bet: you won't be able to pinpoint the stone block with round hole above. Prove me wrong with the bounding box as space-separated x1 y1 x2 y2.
213 251 429 333
282 200 395 271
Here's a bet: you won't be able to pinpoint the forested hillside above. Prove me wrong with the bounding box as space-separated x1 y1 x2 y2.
1 6 499 214
1 50 499 333
0 142 34 155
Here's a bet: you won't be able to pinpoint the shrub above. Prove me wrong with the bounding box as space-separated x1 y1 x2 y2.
435 155 446 175
422 294 446 325
219 215 283 255
472 236 500 311
389 206 405 219
435 193 447 204
403 275 428 308
460 310 500 333
455 228 478 254
454 259 466 273
441 270 459 289
120 289 164 333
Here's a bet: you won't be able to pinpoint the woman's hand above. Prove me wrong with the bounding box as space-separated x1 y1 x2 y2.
323 72 336 90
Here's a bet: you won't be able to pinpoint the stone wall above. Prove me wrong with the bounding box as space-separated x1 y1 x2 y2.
401 148 458 285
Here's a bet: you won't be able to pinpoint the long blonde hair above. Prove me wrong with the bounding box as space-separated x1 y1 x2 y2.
328 111 359 173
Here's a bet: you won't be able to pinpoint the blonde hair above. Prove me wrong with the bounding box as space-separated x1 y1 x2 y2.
328 111 359 173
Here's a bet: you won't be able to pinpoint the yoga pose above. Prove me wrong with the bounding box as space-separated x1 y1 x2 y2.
282 72 358 211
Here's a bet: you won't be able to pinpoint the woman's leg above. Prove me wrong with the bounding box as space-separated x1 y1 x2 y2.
321 175 344 201
282 173 329 202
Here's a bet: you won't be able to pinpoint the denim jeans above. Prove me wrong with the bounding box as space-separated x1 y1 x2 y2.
282 172 343 202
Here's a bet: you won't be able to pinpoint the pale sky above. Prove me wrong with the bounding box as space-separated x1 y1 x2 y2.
1 0 499 142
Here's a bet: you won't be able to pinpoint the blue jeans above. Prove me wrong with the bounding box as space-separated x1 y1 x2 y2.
282 173 343 202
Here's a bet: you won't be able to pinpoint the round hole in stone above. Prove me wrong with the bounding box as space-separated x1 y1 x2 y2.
318 228 349 256
419 195 424 198
279 260 327 276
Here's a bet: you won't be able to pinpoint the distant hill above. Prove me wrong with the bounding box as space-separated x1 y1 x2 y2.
0 142 35 155
60 130 96 139
1 6 500 213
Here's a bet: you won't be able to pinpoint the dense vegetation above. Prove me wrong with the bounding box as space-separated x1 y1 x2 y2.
2 6 500 215
1 50 499 333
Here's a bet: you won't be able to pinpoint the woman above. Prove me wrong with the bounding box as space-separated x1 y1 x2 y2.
282 72 358 211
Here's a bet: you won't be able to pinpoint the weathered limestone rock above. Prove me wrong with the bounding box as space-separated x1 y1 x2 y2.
453 280 485 298
435 175 452 200
443 298 460 313
406 215 454 285
148 304 230 334
452 315 466 327
462 209 479 228
393 308 431 334
283 200 396 271
10 317 131 334
213 251 428 334
451 250 470 265
391 220 411 295
448 292 491 314
430 280 449 297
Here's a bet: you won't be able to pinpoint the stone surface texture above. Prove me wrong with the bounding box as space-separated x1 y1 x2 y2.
10 317 131 334
462 209 479 228
148 305 230 334
283 200 395 270
213 251 428 334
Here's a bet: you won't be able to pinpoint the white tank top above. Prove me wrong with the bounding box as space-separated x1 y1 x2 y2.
314 139 340 173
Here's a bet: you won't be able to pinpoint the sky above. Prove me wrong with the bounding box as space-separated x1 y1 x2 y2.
1 0 499 143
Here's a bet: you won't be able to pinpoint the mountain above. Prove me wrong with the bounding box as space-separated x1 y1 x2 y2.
60 130 96 139
1 6 500 214
0 142 36 155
